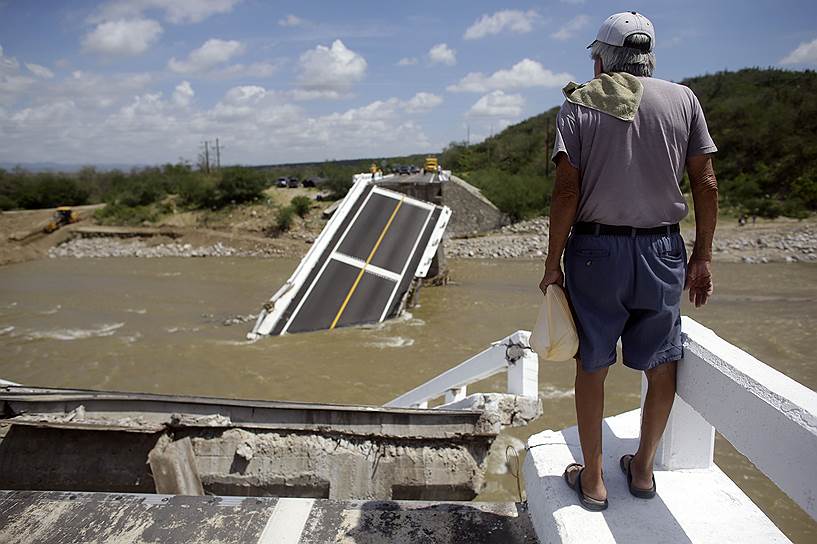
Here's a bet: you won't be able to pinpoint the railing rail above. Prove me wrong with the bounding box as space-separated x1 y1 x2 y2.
384 330 538 408
645 316 817 521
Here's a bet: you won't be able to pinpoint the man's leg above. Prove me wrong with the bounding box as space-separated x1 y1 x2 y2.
630 361 677 489
566 358 609 500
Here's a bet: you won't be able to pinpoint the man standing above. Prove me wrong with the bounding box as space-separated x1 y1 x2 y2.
539 12 718 511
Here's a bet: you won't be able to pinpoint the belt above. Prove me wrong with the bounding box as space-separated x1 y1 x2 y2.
573 222 680 236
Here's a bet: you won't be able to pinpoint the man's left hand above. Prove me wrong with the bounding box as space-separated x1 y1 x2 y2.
685 259 713 308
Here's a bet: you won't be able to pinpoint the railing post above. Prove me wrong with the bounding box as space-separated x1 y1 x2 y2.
640 373 715 470
508 350 539 398
444 386 467 404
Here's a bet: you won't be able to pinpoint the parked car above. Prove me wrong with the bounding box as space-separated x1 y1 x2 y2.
398 165 409 175
409 165 420 174
276 177 288 188
287 177 300 188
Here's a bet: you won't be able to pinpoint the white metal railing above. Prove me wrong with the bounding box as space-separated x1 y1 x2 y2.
384 330 538 409
644 316 817 521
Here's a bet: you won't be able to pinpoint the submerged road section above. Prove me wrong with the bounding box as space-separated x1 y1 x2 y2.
250 174 450 337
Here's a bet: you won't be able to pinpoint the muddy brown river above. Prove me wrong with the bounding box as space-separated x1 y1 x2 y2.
0 257 815 542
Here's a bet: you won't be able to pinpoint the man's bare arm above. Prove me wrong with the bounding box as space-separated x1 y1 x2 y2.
685 154 718 307
539 153 580 294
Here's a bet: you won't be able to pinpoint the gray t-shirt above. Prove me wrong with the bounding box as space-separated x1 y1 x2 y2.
552 76 717 228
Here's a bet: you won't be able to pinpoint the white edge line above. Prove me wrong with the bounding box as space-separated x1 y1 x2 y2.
257 498 315 544
280 187 376 334
372 186 435 211
378 208 434 322
415 207 451 278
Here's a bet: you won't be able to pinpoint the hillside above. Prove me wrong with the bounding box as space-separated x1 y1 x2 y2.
442 68 817 220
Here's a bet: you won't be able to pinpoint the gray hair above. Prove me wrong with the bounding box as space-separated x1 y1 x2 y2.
590 33 655 77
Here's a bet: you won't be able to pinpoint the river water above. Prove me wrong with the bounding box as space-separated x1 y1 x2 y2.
0 257 815 541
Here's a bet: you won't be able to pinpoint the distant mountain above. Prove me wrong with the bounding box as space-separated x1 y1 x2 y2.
0 162 145 173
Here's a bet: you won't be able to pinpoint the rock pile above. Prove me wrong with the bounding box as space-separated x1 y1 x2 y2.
49 238 282 259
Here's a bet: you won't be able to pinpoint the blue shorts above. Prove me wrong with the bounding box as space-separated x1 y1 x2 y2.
564 231 687 372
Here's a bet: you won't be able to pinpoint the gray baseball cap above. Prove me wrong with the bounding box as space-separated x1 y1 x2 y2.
587 11 655 51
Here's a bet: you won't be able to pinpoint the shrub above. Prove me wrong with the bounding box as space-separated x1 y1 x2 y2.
216 167 266 205
274 205 295 232
290 195 312 218
178 176 217 208
464 168 552 222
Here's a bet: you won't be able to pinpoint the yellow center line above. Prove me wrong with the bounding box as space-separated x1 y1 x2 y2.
330 196 404 330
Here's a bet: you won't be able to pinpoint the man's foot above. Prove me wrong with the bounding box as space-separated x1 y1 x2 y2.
620 454 656 499
564 463 608 510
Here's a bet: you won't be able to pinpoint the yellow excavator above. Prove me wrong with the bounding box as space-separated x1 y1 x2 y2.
423 156 439 175
44 207 80 233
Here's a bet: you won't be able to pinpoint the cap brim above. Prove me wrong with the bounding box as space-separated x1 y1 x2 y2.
586 40 596 49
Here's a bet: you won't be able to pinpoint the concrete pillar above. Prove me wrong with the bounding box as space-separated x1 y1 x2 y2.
508 353 539 398
640 374 715 470
445 387 467 404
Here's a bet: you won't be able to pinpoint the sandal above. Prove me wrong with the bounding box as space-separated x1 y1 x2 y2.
620 454 656 499
563 462 608 511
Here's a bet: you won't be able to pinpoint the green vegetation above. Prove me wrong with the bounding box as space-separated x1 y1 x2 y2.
442 68 817 220
0 169 91 210
274 205 295 232
290 195 312 218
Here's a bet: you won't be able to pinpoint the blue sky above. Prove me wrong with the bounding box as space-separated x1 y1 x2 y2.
1 0 816 166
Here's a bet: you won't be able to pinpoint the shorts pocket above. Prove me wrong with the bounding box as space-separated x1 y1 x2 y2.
576 248 610 258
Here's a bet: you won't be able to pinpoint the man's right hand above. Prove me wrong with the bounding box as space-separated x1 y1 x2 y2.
685 259 713 308
539 268 564 296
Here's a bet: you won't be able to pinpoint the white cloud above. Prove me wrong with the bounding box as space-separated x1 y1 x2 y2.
92 0 241 24
278 14 305 27
168 39 245 74
397 57 418 66
551 14 590 41
428 43 456 66
467 91 525 118
25 63 54 79
209 61 278 79
297 39 367 98
404 92 442 113
448 59 573 93
0 46 35 104
82 19 163 56
464 10 539 40
781 38 817 65
172 81 194 107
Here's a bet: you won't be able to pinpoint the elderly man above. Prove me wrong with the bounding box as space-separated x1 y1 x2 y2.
539 12 718 510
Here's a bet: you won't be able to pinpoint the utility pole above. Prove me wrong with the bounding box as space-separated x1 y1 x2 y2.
215 138 221 170
204 141 210 174
466 124 470 147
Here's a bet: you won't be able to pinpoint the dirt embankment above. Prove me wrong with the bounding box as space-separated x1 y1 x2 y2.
0 187 330 266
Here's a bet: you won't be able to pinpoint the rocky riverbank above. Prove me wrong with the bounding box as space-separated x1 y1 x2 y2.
33 215 817 264
447 217 817 263
48 238 284 259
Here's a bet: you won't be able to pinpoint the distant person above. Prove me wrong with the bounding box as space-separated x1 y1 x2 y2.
539 11 718 511
738 214 747 226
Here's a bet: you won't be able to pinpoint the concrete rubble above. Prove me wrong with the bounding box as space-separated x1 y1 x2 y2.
0 386 543 502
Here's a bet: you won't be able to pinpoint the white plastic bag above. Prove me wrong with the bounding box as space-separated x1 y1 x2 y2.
530 284 579 361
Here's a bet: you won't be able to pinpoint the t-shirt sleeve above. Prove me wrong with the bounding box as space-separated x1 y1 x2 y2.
551 100 581 169
687 91 718 157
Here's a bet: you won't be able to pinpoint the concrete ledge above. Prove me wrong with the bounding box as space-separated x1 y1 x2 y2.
523 409 790 544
